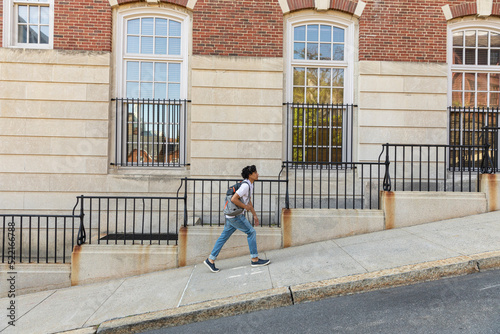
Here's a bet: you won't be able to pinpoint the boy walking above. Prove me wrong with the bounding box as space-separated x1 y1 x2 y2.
204 165 271 272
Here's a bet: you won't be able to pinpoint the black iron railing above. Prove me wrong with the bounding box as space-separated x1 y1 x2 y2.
284 161 385 210
180 177 288 227
285 103 355 164
0 198 85 264
379 144 487 192
449 106 499 171
113 98 189 167
80 194 184 245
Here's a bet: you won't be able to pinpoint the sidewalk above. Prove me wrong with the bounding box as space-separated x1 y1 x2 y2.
2 210 500 334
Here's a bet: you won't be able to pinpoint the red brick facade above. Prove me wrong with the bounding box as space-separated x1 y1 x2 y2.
287 0 357 14
0 1 3 48
2 1 500 60
53 0 112 51
192 0 283 57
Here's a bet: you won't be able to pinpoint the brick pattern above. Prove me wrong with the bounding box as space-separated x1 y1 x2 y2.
450 2 477 18
0 1 3 48
54 0 112 51
117 0 188 5
330 0 358 14
287 0 357 14
493 3 500 15
287 0 315 12
359 0 469 63
192 0 283 57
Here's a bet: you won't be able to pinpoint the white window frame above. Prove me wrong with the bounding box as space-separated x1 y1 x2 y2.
448 20 500 107
115 7 190 168
285 14 355 163
116 7 189 100
286 15 354 104
2 0 54 49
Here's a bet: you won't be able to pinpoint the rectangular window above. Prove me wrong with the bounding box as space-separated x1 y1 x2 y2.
116 13 188 168
5 0 53 48
288 22 352 163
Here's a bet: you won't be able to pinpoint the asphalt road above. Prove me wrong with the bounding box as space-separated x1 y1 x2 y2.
143 269 500 334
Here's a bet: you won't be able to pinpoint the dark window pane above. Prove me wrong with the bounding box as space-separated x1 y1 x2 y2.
453 48 463 64
465 48 475 65
478 49 488 65
491 49 500 65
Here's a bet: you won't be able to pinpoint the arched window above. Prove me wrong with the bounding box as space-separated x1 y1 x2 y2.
115 7 189 168
291 23 346 104
449 23 500 170
286 16 354 163
451 28 500 107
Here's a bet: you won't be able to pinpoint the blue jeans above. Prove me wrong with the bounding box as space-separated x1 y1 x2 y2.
209 214 258 260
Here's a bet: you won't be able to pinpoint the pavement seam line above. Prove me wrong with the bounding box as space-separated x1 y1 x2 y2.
177 265 196 308
0 289 57 332
402 230 467 256
82 279 128 328
332 239 370 272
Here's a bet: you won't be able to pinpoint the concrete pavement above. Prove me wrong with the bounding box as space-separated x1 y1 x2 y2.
1 210 500 334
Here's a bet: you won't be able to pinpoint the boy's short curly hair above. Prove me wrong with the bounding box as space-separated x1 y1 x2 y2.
241 165 257 179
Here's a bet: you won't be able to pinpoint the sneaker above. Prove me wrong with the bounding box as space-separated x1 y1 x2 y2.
204 258 220 273
251 259 270 267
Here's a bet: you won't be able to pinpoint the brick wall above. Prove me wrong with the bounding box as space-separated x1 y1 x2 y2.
53 0 112 51
192 0 283 57
0 1 3 48
358 0 500 63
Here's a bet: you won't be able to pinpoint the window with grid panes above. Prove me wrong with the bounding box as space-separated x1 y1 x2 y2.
4 0 53 48
450 28 500 170
122 14 186 166
289 22 350 163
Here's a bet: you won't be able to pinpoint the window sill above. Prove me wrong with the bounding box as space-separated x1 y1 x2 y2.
108 165 190 177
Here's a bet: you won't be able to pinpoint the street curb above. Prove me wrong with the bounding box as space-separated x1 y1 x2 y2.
82 251 500 334
96 287 292 334
291 251 500 304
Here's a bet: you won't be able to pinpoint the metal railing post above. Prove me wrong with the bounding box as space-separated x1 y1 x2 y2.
77 195 86 245
383 144 392 191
